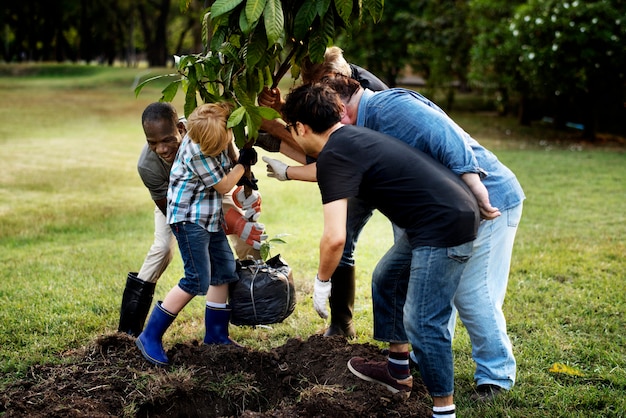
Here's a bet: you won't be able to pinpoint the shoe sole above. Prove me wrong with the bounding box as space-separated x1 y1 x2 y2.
347 360 411 399
135 338 169 366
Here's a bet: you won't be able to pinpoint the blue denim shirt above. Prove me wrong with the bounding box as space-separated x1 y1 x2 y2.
356 88 525 211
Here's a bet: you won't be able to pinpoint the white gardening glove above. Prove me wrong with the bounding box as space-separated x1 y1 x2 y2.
262 156 290 181
313 275 332 319
232 185 262 221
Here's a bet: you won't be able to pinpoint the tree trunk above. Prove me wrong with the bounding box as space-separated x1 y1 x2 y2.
138 0 171 66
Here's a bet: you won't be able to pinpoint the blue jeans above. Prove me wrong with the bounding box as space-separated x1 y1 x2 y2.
340 197 375 266
170 222 238 296
451 203 522 389
373 232 473 397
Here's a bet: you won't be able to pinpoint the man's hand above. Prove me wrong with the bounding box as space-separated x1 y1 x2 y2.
258 87 284 112
461 172 501 220
255 131 282 153
262 156 290 181
233 185 262 221
313 276 332 319
224 208 267 250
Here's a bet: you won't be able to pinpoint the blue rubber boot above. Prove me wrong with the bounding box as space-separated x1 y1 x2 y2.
136 301 177 366
203 305 241 347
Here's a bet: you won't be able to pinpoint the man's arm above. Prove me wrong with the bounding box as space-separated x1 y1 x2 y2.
460 173 500 220
260 119 308 164
154 197 167 216
318 199 348 280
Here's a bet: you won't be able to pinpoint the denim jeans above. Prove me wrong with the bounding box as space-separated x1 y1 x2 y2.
170 222 238 296
373 232 473 397
340 197 376 266
451 202 523 389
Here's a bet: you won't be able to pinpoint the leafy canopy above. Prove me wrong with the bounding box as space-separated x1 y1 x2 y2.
136 0 384 148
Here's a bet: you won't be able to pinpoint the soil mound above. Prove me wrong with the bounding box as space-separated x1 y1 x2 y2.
1 333 432 417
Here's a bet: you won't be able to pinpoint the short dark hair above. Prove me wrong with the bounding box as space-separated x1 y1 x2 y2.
282 83 342 134
141 102 179 127
320 75 361 102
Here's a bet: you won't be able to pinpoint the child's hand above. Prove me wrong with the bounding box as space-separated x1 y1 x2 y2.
233 186 262 221
236 172 259 190
237 148 258 168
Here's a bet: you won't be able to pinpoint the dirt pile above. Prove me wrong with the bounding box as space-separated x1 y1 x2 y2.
1 333 432 417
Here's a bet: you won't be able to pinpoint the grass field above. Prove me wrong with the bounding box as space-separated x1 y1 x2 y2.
0 64 625 417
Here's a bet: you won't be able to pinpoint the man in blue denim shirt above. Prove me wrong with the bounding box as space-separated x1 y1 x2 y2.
325 75 525 401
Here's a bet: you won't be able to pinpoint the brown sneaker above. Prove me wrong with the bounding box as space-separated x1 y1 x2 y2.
348 357 413 399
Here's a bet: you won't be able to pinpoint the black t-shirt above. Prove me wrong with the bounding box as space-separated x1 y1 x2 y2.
316 125 479 248
350 64 389 92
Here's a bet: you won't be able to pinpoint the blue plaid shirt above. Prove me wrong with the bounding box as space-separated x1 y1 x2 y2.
167 134 233 232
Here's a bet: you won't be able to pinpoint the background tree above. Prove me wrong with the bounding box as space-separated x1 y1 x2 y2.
408 0 472 110
1 0 196 65
467 0 526 116
339 0 418 88
505 0 626 137
339 0 472 109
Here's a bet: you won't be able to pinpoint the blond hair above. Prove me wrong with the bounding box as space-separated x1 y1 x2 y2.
186 102 233 157
300 46 352 83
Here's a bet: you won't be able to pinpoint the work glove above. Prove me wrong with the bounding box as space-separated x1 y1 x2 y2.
255 131 282 153
233 185 262 221
236 171 259 190
224 208 267 250
313 275 332 319
262 156 290 181
237 148 258 168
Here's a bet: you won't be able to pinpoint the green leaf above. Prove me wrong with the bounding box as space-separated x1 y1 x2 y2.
134 74 174 97
294 1 317 41
363 0 384 23
160 80 181 102
320 9 335 43
202 12 212 50
260 244 270 261
220 42 242 67
268 238 287 245
238 8 252 35
316 0 331 18
211 0 245 19
263 0 284 45
228 106 247 127
245 107 263 136
256 106 281 121
210 25 228 51
184 82 198 117
333 0 353 26
308 28 328 63
232 121 247 148
245 0 266 24
255 67 265 93
233 77 255 108
244 30 268 69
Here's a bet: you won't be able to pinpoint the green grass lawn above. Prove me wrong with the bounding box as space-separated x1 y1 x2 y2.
1 64 625 417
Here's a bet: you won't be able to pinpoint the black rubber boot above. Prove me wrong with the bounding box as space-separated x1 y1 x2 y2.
324 265 356 338
118 272 156 337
